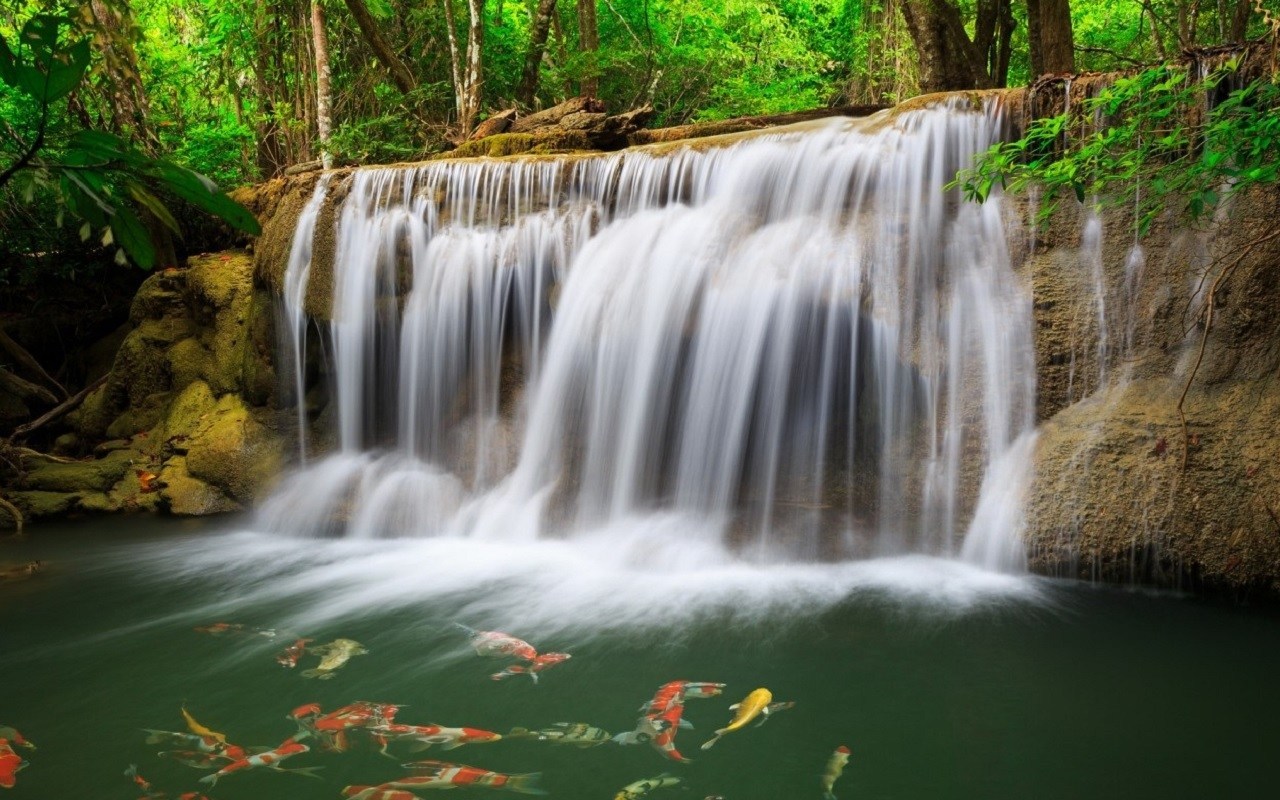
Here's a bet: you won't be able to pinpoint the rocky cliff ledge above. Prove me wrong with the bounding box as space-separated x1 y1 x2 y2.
6 252 284 519
1017 185 1280 596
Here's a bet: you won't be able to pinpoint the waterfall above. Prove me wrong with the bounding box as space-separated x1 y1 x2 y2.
261 101 1037 570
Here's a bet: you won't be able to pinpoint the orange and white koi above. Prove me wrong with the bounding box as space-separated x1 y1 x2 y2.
198 738 320 786
821 745 851 800
637 681 724 716
454 624 538 661
395 760 546 794
290 702 402 753
369 723 501 755
342 788 422 800
276 637 313 668
0 739 27 789
490 652 571 683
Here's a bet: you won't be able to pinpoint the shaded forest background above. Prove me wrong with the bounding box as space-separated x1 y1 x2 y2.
5 0 1277 190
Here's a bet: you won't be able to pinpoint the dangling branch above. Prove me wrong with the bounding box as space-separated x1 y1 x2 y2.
1176 227 1280 470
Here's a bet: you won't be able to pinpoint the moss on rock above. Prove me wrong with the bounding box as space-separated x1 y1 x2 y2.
8 490 81 518
159 456 241 515
21 448 140 493
185 393 283 503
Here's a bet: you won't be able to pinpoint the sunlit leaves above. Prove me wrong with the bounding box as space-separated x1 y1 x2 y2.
954 64 1280 237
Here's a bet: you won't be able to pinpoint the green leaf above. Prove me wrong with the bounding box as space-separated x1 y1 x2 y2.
126 180 182 237
151 162 260 235
108 206 156 269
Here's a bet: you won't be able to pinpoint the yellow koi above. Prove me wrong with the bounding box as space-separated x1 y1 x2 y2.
700 687 772 750
181 706 227 745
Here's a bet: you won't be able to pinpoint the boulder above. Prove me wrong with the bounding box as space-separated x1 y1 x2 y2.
185 393 283 504
159 456 240 515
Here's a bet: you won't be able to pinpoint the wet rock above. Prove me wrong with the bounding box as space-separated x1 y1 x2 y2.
185 394 283 504
159 456 241 515
21 449 139 493
8 490 80 519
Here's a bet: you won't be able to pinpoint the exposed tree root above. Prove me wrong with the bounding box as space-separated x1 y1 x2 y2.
1176 227 1280 471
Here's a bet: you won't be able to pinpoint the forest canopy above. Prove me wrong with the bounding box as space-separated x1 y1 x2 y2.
0 0 1277 279
5 0 1278 187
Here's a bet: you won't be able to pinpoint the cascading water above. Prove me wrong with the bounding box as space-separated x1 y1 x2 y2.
258 100 1037 582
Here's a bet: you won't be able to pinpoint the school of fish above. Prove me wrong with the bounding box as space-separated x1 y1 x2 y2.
6 620 854 798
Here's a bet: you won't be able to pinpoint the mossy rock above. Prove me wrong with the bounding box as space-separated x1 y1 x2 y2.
159 456 241 516
21 448 139 493
186 251 257 394
167 337 208 390
185 393 283 503
110 328 173 406
105 391 171 441
69 384 116 439
129 270 188 323
7 490 81 518
444 131 593 159
158 379 218 445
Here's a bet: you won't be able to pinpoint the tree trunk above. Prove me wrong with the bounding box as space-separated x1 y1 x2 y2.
461 0 486 135
342 0 418 95
517 0 558 107
899 0 992 92
443 0 464 122
1229 0 1253 40
1038 0 1076 74
311 0 333 169
577 0 600 97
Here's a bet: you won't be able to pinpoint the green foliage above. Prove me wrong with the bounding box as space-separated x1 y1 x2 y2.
1 12 260 271
954 64 1280 234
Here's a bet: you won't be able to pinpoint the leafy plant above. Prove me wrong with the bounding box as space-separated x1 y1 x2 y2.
954 63 1280 233
1 13 260 270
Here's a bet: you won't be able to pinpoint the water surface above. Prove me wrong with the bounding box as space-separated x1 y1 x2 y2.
3 516 1278 799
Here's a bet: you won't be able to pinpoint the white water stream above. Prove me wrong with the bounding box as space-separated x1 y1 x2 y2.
254 102 1038 611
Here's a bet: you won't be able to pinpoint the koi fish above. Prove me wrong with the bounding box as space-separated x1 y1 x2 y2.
701 687 774 750
637 681 724 716
647 705 692 763
193 622 277 638
198 739 321 786
276 637 313 669
0 739 27 789
342 788 422 800
181 707 228 746
394 761 546 794
125 764 160 798
490 652 571 683
292 702 402 753
371 723 501 754
302 638 368 679
821 745 851 800
0 728 32 751
144 729 247 761
506 722 612 748
613 774 682 800
454 623 538 661
0 561 40 581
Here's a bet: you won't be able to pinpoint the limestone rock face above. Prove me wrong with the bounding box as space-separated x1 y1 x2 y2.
1018 186 1280 596
13 249 286 523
